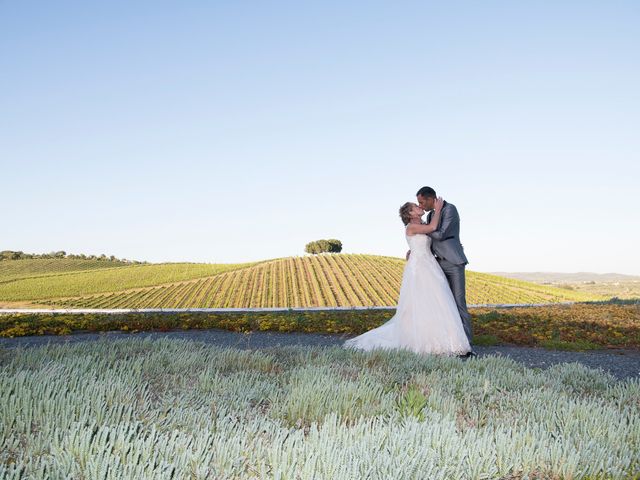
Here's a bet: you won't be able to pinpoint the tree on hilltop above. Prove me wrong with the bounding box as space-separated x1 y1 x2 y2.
305 239 343 254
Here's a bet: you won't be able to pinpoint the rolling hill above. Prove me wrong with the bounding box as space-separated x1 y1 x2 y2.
0 255 604 309
0 260 259 302
491 272 640 283
0 258 131 283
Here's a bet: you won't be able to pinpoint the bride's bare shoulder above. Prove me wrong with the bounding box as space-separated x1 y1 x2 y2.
405 224 417 235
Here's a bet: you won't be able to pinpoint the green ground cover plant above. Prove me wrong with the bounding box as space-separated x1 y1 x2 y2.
0 338 637 479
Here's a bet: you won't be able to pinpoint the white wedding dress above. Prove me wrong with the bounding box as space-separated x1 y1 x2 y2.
344 231 471 355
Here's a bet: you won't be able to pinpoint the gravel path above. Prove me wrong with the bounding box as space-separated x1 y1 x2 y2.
1 329 638 380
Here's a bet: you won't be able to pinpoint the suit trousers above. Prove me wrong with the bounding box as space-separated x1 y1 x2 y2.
437 258 473 344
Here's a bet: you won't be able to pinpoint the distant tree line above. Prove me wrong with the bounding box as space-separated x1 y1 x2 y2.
0 250 145 263
304 239 343 255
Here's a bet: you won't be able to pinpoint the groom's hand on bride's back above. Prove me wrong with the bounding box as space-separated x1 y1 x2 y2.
406 250 411 260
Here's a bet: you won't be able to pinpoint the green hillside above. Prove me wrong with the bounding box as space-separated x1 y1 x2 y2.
0 258 130 283
15 254 605 309
0 260 258 302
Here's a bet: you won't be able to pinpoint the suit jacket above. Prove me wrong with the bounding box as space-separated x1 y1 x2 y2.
426 201 468 265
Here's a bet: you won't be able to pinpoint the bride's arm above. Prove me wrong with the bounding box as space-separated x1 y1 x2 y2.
406 198 443 235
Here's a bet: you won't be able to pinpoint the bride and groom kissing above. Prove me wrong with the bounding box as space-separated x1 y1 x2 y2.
345 186 476 358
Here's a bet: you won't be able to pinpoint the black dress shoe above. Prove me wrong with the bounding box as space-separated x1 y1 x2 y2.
458 350 477 359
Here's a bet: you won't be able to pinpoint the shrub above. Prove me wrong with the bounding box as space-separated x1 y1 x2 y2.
305 239 343 254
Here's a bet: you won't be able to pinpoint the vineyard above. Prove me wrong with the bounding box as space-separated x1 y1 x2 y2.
0 259 130 283
0 261 259 302
23 254 604 309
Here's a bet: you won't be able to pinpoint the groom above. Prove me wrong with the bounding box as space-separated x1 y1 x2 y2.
416 186 475 355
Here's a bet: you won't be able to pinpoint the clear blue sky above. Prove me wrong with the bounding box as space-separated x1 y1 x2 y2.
2 1 639 274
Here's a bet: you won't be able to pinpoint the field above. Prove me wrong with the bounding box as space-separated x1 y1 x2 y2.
555 281 640 300
2 257 636 351
1 261 638 478
0 258 130 283
0 260 259 303
0 338 637 479
0 256 605 309
493 272 640 300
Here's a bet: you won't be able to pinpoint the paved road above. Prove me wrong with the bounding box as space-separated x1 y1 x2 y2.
1 328 638 380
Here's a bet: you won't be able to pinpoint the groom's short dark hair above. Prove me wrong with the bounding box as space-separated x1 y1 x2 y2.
416 186 436 198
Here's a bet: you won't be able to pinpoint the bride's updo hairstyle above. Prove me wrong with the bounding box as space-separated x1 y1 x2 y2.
399 202 414 226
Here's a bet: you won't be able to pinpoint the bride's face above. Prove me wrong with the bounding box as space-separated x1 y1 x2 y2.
411 204 425 219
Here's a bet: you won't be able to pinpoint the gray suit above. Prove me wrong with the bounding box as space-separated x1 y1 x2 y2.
426 201 473 344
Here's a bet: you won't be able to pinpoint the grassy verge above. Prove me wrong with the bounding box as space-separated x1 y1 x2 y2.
0 302 638 350
0 310 392 338
472 303 640 349
471 334 502 346
540 339 601 351
0 339 637 479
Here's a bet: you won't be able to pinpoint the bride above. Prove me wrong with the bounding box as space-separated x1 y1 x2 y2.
344 197 472 356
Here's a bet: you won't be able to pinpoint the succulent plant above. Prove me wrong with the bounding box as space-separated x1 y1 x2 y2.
0 338 638 479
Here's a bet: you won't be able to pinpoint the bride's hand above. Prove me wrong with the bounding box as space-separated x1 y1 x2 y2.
434 197 444 212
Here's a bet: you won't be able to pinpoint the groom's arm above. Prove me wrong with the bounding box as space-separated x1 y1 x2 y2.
428 205 458 241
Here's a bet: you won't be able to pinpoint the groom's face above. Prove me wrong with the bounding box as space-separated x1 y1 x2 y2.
417 194 435 211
